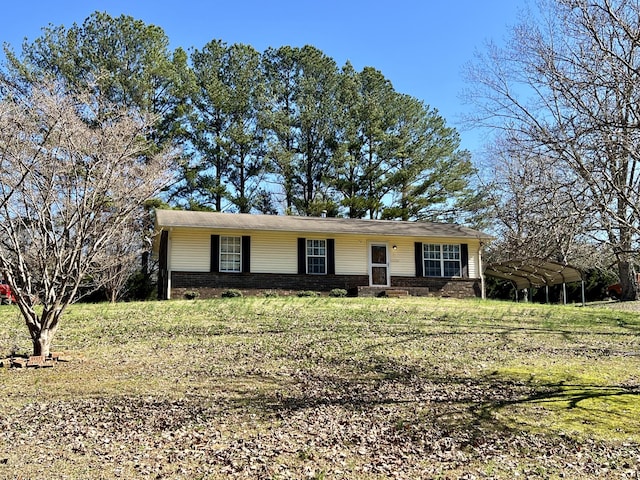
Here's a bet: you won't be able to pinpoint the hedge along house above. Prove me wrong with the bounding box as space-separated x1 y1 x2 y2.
154 209 492 299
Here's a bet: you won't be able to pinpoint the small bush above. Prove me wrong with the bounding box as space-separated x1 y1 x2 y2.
221 289 243 298
263 290 279 298
184 290 200 300
329 288 348 298
297 290 319 297
124 270 157 301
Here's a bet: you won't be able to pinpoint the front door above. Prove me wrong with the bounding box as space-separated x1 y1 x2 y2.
369 243 390 287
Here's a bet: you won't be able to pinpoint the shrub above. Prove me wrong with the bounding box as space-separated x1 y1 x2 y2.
297 290 319 297
221 289 243 298
124 270 157 301
263 290 279 298
329 288 348 298
184 290 200 300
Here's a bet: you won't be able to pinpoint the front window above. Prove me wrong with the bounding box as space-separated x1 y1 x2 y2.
307 239 326 274
423 243 460 277
220 236 241 272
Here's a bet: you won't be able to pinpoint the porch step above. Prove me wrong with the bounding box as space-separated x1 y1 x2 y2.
355 286 431 298
385 289 409 298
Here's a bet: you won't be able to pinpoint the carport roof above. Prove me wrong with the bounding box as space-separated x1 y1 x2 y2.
484 259 583 290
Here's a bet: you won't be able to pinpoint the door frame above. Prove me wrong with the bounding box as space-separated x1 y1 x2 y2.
368 241 390 287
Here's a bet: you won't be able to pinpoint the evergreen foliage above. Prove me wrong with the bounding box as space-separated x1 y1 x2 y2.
3 11 480 223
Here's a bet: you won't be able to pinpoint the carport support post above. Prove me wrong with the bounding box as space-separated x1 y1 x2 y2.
545 285 549 304
479 242 486 299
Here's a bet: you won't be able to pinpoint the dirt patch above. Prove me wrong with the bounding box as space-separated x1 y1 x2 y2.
584 300 640 313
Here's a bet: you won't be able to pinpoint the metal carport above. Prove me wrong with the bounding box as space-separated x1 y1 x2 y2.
484 258 585 305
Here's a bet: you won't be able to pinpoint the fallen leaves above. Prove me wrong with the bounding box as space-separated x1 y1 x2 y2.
1 297 640 478
1 373 638 479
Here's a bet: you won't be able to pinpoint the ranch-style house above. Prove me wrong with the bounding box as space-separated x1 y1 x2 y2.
154 209 491 299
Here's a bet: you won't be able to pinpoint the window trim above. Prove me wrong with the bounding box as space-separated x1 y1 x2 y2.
219 235 242 273
306 238 327 275
423 243 461 278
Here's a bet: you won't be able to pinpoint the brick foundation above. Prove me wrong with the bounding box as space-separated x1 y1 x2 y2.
168 271 480 299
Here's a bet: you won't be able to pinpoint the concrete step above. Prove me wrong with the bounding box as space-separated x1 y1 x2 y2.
385 289 409 298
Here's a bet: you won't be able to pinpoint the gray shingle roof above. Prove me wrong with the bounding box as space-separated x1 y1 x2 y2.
155 209 491 240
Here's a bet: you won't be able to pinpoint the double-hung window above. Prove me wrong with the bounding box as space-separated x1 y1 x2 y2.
306 239 326 274
220 236 241 272
423 243 461 277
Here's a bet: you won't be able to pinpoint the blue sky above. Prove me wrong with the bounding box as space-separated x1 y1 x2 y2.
1 0 525 154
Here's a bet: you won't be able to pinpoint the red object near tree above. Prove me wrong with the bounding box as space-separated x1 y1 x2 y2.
607 282 623 299
607 274 640 300
0 280 15 304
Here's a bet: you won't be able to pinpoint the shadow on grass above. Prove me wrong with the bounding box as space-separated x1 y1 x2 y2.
471 376 640 419
336 320 640 361
217 354 640 449
192 312 640 445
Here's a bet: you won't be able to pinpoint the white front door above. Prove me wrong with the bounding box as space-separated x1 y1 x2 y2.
369 243 390 287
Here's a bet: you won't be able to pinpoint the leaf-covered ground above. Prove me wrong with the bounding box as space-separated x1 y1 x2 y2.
0 297 639 479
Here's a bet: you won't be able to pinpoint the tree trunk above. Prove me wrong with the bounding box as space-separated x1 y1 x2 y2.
25 306 60 357
32 328 54 357
617 227 639 301
618 260 639 301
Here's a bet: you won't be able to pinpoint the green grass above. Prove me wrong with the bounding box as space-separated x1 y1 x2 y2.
0 297 639 479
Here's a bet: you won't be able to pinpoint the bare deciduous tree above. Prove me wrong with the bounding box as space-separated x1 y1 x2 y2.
0 80 176 356
482 134 593 265
88 216 152 303
466 0 640 300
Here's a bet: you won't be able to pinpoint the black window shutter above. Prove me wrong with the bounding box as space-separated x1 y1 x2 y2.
158 230 169 300
327 238 335 275
461 243 469 278
210 235 220 273
414 242 424 277
159 231 169 272
242 236 251 273
297 238 306 274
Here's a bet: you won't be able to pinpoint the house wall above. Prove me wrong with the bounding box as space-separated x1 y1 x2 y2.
162 227 484 299
170 272 481 299
167 227 483 278
170 229 210 272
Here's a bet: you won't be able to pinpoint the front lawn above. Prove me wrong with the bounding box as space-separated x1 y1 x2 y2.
0 297 639 478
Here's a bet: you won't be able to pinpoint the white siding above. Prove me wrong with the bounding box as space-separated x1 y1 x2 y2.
333 235 367 275
251 232 298 274
169 228 211 272
167 227 484 279
468 242 480 278
388 238 417 277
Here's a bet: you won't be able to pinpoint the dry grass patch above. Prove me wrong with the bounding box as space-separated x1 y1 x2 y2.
0 297 639 479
